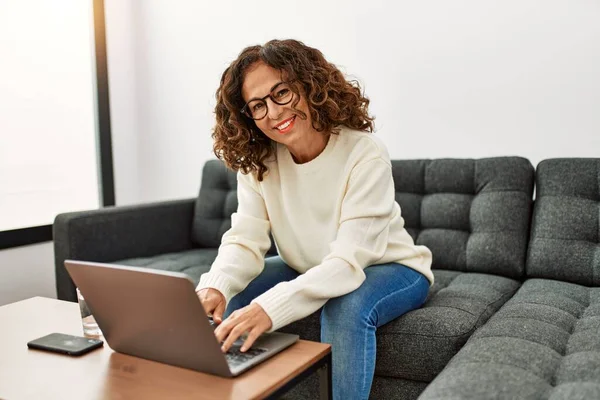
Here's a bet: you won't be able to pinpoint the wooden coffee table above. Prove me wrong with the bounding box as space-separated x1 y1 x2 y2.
0 297 331 399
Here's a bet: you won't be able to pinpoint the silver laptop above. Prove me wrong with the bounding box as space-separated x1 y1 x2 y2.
65 260 299 377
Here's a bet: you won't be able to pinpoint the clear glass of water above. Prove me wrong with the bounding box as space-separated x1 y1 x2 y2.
76 287 102 337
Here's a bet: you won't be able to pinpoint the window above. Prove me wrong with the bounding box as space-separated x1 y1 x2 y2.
0 0 113 249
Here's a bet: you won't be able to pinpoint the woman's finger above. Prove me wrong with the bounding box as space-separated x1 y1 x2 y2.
213 299 225 323
214 317 232 342
221 323 249 353
201 298 216 315
240 326 264 352
215 309 242 342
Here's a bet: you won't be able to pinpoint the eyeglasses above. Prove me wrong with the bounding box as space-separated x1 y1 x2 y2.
241 81 295 120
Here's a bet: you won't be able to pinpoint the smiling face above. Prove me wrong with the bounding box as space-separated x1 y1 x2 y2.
241 62 316 149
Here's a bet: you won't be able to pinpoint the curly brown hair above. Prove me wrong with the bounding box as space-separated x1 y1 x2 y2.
213 39 375 181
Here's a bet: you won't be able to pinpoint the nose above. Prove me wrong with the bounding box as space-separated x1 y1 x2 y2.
266 98 284 120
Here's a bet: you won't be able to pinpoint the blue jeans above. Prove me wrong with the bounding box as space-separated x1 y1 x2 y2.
225 256 430 400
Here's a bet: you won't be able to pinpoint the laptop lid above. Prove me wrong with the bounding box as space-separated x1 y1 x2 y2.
65 260 232 376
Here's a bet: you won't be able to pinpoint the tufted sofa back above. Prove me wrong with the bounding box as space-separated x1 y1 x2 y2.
192 157 535 279
526 158 600 286
392 157 534 279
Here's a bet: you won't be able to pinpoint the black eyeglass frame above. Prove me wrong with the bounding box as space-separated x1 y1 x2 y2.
240 81 297 120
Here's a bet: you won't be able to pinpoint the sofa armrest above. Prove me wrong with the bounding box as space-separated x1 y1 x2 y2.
53 198 196 302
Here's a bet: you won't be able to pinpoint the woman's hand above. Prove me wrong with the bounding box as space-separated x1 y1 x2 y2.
196 288 226 324
214 303 272 353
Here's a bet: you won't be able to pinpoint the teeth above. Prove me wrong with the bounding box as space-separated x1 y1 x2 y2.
277 117 294 130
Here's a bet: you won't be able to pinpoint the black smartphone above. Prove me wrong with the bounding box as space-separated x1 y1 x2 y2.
27 333 103 356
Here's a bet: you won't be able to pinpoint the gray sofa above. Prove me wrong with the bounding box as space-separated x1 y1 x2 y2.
53 157 600 399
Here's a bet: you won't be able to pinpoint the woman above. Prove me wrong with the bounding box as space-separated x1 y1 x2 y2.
196 39 433 399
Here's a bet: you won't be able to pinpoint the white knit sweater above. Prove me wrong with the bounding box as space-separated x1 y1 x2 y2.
197 127 433 331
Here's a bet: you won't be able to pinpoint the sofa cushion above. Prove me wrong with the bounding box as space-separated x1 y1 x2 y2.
191 160 277 254
393 157 534 280
374 269 520 382
527 158 600 286
370 377 429 400
117 248 219 285
419 278 600 400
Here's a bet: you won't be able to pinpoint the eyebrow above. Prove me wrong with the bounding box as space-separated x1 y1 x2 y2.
246 81 285 102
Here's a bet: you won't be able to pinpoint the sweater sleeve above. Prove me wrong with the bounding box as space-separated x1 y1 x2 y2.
252 157 399 332
195 170 272 305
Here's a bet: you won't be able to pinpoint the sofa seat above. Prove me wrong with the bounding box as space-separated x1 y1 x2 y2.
117 248 218 284
373 270 521 383
272 269 521 400
419 278 600 400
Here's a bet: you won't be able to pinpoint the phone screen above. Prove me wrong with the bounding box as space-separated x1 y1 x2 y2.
27 333 103 356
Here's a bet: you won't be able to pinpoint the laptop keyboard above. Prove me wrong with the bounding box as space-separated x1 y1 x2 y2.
225 345 268 367
207 317 268 367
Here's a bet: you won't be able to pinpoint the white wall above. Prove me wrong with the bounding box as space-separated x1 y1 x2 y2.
113 0 600 204
0 243 55 305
